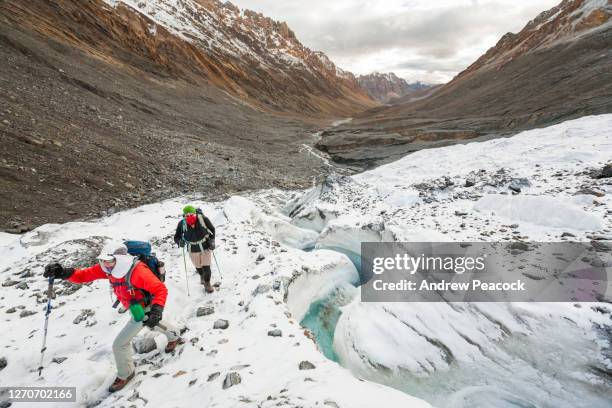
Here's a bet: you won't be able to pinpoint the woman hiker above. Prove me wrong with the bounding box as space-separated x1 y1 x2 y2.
43 242 183 392
174 205 216 293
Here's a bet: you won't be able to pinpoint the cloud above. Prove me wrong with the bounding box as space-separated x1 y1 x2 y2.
230 0 559 83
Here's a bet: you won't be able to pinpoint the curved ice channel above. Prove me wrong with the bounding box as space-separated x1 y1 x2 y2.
291 231 611 408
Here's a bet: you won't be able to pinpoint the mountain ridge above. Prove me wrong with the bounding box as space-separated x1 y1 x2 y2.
0 0 375 231
357 72 430 103
316 0 612 168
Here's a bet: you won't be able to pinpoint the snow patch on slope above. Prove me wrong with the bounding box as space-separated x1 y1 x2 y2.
474 194 603 230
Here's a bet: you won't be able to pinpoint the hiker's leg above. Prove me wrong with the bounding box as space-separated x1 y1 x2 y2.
188 250 198 270
153 319 179 342
201 265 212 283
189 251 204 269
112 318 143 379
201 251 213 292
194 267 204 284
190 252 206 283
202 250 212 280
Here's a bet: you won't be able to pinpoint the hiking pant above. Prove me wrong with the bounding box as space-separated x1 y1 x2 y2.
189 250 211 268
112 308 179 379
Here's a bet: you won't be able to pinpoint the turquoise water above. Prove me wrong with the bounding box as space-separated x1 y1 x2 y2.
298 245 611 408
320 245 363 278
299 245 361 362
300 294 343 361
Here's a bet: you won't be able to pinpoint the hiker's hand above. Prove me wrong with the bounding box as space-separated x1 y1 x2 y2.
208 239 216 250
44 263 74 279
178 239 185 248
43 263 60 277
144 304 163 328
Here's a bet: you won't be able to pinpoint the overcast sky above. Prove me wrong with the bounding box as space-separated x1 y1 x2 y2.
230 0 559 84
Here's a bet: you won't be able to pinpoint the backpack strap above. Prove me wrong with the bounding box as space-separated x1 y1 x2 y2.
182 213 212 252
125 258 139 293
197 213 214 237
111 258 139 309
127 258 154 306
181 217 190 249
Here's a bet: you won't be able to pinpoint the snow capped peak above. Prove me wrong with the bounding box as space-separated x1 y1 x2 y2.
94 0 374 112
462 0 612 75
101 0 351 80
526 0 611 40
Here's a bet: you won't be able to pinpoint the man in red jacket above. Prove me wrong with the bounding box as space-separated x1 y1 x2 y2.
44 242 183 392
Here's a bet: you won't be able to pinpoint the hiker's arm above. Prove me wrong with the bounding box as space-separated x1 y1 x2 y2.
68 264 107 283
133 266 167 307
204 216 215 237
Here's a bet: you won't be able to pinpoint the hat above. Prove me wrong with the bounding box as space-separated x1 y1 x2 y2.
183 205 197 215
97 242 128 261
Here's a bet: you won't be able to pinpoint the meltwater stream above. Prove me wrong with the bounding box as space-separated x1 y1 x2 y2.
285 124 612 407
298 244 612 408
299 246 362 362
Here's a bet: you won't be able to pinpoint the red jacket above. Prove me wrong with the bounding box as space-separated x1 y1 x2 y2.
68 261 167 308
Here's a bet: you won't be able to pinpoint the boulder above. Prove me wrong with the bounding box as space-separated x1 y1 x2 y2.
1 280 18 287
196 306 215 317
73 309 95 324
52 357 68 364
299 360 316 370
598 163 612 178
15 282 29 290
133 337 157 354
268 329 282 337
222 372 241 389
252 284 272 296
213 319 229 330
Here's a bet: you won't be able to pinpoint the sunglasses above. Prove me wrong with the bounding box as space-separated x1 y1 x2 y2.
100 257 116 270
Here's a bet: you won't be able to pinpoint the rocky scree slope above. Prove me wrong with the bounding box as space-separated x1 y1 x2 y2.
0 0 375 232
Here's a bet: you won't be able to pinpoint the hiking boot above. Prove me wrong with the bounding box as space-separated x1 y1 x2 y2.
165 337 185 353
204 281 214 293
108 371 135 393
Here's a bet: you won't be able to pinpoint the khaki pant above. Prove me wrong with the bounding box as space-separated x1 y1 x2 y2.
112 308 179 379
189 250 211 268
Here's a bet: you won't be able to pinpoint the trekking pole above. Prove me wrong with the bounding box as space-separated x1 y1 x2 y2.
38 276 55 377
212 251 223 280
141 315 174 337
182 246 191 297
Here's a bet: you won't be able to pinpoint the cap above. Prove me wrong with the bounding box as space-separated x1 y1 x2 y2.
97 241 128 261
183 205 197 215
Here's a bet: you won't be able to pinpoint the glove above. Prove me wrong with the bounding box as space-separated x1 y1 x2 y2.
177 239 185 248
144 304 163 328
43 263 74 279
208 238 216 251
